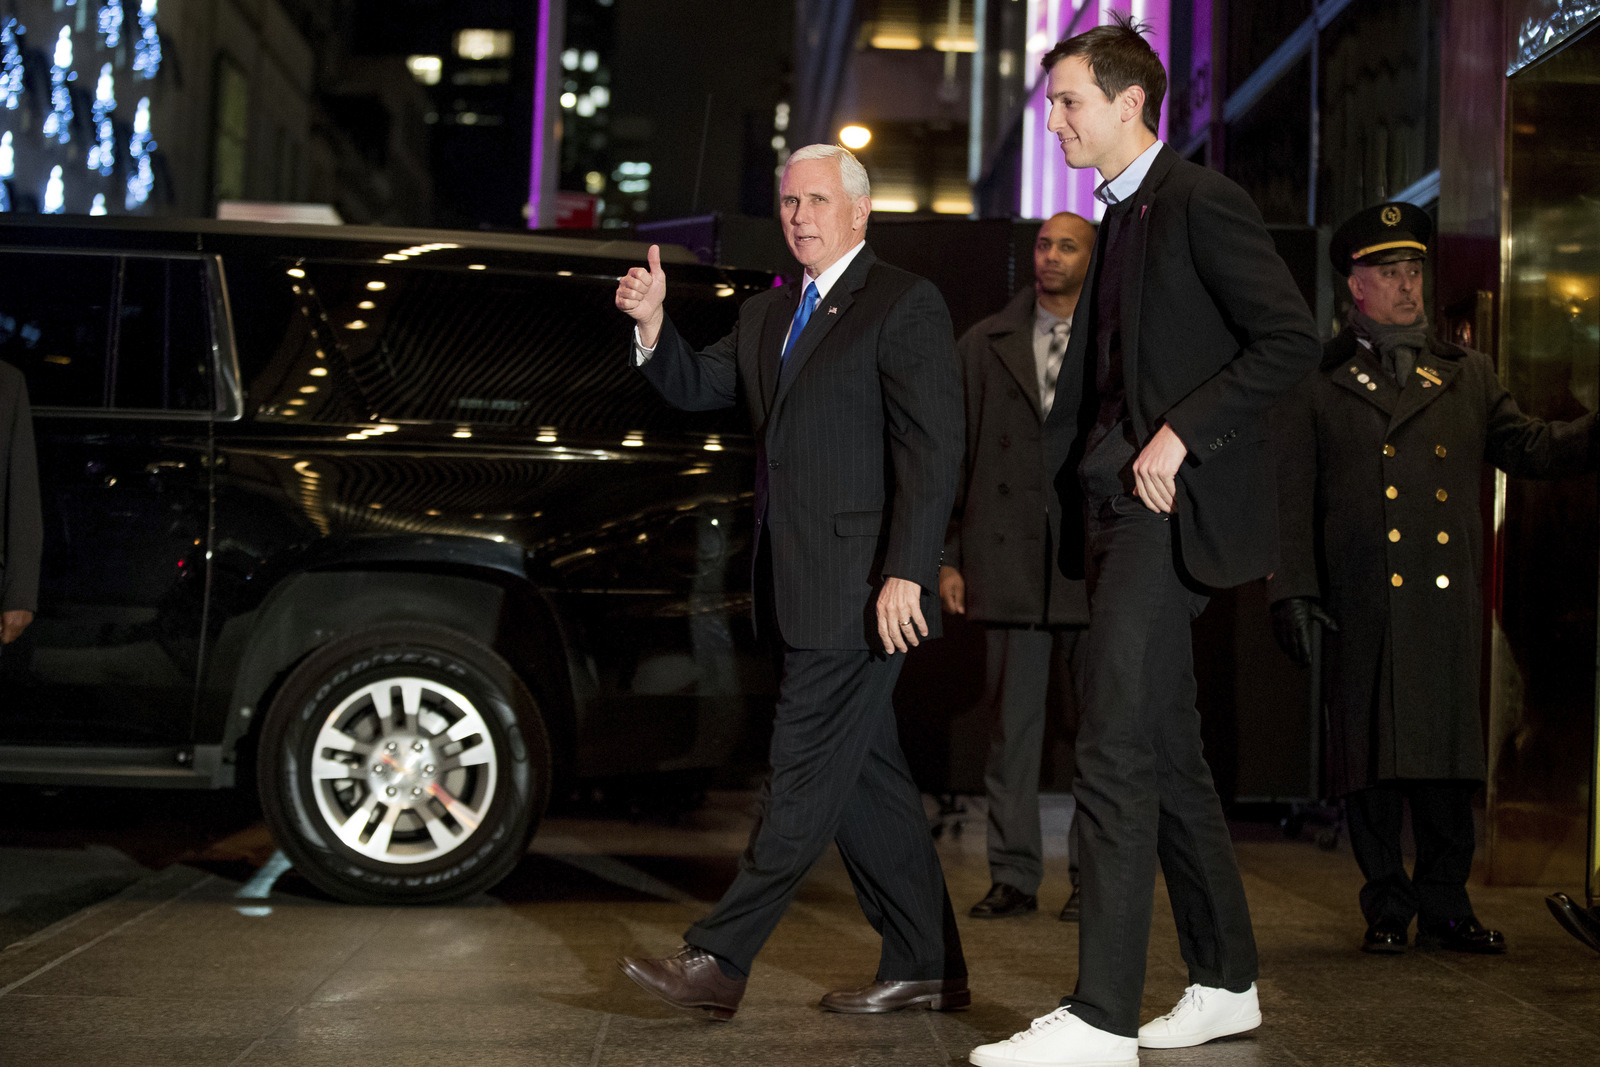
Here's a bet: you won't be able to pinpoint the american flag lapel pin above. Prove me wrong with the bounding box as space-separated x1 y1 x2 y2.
827 306 838 314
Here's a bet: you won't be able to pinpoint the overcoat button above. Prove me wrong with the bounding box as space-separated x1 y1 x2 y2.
1437 531 1449 544
1436 445 1447 457
1386 486 1398 499
1383 444 1395 457
768 460 780 469
1436 575 1450 589
1388 528 1401 542
1391 573 1404 587
1000 434 1011 448
1436 489 1448 502
998 483 1010 496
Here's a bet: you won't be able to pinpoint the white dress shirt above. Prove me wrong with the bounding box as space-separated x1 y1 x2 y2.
1094 138 1165 206
634 239 868 365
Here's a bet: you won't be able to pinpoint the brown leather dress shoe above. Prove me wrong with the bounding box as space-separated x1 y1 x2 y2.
820 978 971 1014
618 945 746 1021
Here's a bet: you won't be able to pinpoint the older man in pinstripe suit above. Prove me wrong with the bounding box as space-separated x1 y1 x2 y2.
614 144 968 1021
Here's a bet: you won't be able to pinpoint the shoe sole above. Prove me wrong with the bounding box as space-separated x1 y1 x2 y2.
969 906 1039 919
1361 941 1407 955
1138 1011 1262 1049
1414 935 1506 954
618 959 739 1022
970 1050 1137 1067
823 990 972 1013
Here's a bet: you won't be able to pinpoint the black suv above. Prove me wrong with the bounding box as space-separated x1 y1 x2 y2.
0 217 777 903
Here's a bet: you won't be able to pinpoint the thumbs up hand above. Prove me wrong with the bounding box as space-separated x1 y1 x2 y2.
615 243 667 347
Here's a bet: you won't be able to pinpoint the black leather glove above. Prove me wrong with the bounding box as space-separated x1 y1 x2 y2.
1269 596 1339 668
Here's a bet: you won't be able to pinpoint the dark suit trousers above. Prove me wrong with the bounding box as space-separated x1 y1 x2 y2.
686 645 966 981
1061 499 1259 1037
1346 779 1476 929
982 625 1085 895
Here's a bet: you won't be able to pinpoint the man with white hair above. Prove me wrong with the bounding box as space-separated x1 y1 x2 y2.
614 144 969 1020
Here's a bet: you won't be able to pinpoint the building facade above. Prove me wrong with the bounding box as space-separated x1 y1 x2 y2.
0 0 432 225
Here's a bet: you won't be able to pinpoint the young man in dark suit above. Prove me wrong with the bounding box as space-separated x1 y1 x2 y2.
614 144 968 1021
970 19 1320 1067
0 360 41 649
943 212 1095 924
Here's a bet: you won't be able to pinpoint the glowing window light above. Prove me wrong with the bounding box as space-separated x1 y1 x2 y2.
43 28 75 146
125 97 155 210
98 1 123 48
134 0 161 80
43 166 64 214
90 193 107 215
0 131 12 179
405 54 441 86
88 63 116 176
1 20 22 110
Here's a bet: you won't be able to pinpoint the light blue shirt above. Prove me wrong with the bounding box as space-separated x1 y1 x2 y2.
1094 139 1165 206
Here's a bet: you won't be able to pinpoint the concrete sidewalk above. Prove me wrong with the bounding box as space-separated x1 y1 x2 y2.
1 793 1596 1066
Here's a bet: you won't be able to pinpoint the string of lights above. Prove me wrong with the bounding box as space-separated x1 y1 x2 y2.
0 1 164 217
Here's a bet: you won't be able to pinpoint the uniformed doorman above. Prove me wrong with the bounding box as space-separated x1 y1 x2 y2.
1268 202 1600 955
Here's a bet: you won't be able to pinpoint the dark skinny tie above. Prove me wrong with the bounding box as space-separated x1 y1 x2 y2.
781 283 820 364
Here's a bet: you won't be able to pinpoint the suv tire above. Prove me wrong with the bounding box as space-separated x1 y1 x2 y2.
257 623 551 904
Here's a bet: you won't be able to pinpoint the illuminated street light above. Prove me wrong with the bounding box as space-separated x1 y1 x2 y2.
839 125 871 150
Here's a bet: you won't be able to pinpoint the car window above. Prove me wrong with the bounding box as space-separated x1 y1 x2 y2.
0 251 115 408
115 257 214 411
0 251 215 413
251 262 745 435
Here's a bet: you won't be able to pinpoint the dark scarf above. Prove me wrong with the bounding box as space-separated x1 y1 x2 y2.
1349 308 1430 384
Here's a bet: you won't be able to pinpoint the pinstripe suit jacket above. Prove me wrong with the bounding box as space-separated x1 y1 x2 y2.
637 244 964 650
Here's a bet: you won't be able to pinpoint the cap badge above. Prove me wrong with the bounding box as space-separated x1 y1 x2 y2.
1381 205 1402 227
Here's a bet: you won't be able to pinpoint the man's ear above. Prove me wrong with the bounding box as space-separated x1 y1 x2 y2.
1345 271 1363 308
852 195 871 231
1121 84 1146 125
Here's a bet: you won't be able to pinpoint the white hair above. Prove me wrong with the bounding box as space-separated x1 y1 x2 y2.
784 143 871 200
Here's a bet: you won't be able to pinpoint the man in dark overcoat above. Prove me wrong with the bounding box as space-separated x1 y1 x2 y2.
1 359 41 648
942 212 1095 923
1269 201 1599 956
940 212 1094 921
614 144 968 1021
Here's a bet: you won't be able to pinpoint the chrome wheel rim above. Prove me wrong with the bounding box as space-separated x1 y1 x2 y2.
308 676 499 865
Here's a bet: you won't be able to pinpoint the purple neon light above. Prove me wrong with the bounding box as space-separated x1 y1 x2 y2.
527 0 554 229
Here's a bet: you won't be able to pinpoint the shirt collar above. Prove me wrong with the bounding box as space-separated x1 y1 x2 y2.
804 240 867 300
1035 302 1071 334
1094 139 1165 206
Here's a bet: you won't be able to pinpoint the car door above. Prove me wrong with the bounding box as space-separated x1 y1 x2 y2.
0 251 221 749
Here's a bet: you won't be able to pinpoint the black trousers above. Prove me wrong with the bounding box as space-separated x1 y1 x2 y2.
1345 779 1476 929
1061 500 1258 1037
685 645 966 981
982 625 1085 896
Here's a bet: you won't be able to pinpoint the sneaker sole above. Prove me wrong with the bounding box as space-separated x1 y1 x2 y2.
970 1051 1137 1067
1137 1012 1262 1049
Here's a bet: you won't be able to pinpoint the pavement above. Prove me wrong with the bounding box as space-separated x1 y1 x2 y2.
1 792 1597 1066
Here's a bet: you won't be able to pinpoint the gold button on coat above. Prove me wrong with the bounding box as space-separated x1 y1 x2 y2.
1383 444 1396 457
1437 531 1449 544
1436 489 1448 502
1391 573 1404 587
1386 486 1398 499
1388 528 1401 542
1437 575 1450 589
1435 445 1447 457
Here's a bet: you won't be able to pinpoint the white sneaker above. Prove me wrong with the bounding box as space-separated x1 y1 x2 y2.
969 1006 1140 1067
1137 982 1261 1049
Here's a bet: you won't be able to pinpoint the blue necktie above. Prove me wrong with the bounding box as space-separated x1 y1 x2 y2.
781 282 820 365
